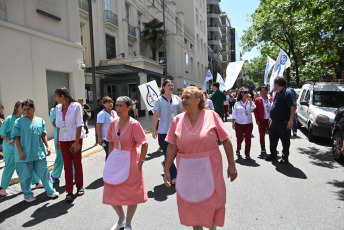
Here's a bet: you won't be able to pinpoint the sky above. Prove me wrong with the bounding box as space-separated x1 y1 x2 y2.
220 0 260 61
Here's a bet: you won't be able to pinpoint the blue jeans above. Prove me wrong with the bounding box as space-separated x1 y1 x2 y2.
159 134 177 180
102 140 110 161
293 114 297 134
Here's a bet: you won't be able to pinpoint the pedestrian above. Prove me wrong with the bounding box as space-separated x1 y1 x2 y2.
11 99 59 202
50 102 75 183
232 87 256 158
103 96 148 230
163 86 237 230
97 96 118 160
78 98 91 134
265 77 297 164
203 91 214 110
131 97 139 119
152 79 183 184
210 82 226 118
96 99 104 115
54 87 86 202
223 91 230 121
253 85 272 154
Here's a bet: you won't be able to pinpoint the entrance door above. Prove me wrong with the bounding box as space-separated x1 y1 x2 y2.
103 84 129 100
46 70 69 112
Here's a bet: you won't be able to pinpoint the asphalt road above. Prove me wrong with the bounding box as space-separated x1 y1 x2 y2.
1 119 343 230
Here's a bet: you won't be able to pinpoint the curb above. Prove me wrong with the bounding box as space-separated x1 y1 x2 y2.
8 129 152 186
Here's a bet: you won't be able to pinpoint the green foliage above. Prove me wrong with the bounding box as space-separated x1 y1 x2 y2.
141 19 164 61
236 77 257 91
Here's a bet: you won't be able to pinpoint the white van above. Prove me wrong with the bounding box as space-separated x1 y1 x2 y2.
296 81 344 141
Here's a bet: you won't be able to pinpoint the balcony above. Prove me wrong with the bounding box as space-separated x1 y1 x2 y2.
128 24 136 38
208 25 222 38
213 52 223 62
207 0 221 13
208 38 222 51
221 35 229 45
207 13 221 26
105 10 118 27
78 0 89 12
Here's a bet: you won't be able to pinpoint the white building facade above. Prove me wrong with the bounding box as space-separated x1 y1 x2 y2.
0 0 85 137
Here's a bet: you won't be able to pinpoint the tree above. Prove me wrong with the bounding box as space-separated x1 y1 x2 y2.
141 19 164 61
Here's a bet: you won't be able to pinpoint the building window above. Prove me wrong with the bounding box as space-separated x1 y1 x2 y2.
105 0 111 11
184 38 187 45
185 53 189 73
106 34 116 59
125 4 130 22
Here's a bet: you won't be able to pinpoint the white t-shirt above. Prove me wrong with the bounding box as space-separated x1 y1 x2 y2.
97 109 118 140
206 99 215 110
232 100 256 124
223 95 230 106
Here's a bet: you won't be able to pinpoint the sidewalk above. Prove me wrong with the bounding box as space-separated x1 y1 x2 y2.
0 115 153 186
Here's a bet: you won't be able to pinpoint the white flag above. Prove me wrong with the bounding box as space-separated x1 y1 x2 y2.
264 56 276 85
269 49 291 90
202 69 213 90
216 73 229 90
183 80 187 88
225 61 245 89
138 80 160 111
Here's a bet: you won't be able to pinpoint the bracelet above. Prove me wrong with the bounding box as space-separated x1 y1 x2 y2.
8 140 13 143
139 159 145 162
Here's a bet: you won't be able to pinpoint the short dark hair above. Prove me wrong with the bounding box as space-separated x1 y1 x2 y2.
22 99 35 108
258 85 268 92
213 82 220 88
102 96 113 104
161 79 173 95
117 96 132 107
274 77 287 87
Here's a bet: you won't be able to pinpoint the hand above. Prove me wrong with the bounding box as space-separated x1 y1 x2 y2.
268 119 271 127
152 130 158 139
227 166 237 182
19 151 25 161
163 170 171 188
97 137 103 145
257 122 261 126
287 120 293 130
248 94 252 102
46 147 51 156
9 141 15 147
72 141 80 152
137 161 143 172
232 123 235 130
57 141 61 150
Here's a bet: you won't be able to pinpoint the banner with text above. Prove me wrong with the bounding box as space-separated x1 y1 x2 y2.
225 61 245 89
269 49 291 90
138 80 160 111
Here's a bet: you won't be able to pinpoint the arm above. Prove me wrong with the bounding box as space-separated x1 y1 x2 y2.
15 136 25 160
56 128 61 150
163 143 178 188
96 123 103 145
137 143 148 171
108 141 114 155
232 103 236 130
72 126 82 152
41 133 51 156
152 112 160 139
222 138 237 182
287 106 296 130
2 136 15 147
85 104 91 112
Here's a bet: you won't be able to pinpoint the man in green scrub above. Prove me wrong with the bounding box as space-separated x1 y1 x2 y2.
210 82 226 119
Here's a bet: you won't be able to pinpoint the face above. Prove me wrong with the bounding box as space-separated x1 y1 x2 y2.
163 82 174 93
78 99 83 105
17 104 24 114
115 99 131 117
54 93 63 104
242 92 250 101
23 105 34 117
104 100 113 110
213 86 219 91
181 90 200 111
260 88 267 97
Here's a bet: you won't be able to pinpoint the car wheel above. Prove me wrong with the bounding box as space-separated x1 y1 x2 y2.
308 123 315 142
332 132 344 164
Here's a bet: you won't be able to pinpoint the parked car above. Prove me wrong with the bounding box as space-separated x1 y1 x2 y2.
294 88 302 100
332 107 344 164
296 81 344 141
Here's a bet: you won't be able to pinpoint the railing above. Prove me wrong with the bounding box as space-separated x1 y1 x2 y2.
128 24 136 37
105 10 118 26
78 0 89 12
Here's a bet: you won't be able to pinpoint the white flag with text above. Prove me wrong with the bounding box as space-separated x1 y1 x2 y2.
264 56 276 85
202 69 213 90
269 49 291 90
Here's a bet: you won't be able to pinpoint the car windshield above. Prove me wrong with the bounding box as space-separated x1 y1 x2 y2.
313 91 344 108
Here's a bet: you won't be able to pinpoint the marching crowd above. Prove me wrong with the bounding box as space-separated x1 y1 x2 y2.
1 76 341 230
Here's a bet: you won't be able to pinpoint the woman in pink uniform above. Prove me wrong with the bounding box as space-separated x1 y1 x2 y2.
103 96 148 230
164 86 238 230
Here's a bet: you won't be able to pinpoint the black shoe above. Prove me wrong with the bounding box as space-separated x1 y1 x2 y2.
265 154 278 161
245 155 251 159
86 130 89 134
280 158 289 164
261 148 266 153
236 150 240 156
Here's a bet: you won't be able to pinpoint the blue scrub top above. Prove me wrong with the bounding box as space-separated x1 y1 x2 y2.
0 115 17 154
11 116 47 163
50 107 58 144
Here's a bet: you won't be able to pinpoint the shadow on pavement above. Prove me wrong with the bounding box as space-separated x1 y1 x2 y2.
298 127 331 147
272 161 307 179
86 177 104 190
147 183 176 202
235 155 260 167
145 149 164 162
22 200 74 227
327 180 344 202
298 146 336 169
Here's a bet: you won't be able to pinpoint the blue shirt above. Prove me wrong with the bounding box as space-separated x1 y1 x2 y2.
0 115 17 154
153 94 183 134
97 109 117 140
11 116 47 163
270 87 297 122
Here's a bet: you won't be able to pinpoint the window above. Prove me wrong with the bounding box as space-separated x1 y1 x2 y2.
190 44 193 50
125 4 130 22
190 57 193 75
185 53 189 73
184 38 187 45
106 34 116 59
105 0 111 11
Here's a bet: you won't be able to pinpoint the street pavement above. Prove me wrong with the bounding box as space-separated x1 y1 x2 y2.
0 114 344 230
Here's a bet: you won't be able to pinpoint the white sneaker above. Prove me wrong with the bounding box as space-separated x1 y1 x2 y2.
47 191 59 198
124 223 132 230
24 196 36 202
111 220 125 230
35 183 44 189
0 188 9 196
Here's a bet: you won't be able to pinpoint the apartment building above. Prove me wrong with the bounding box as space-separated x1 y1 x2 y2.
220 12 231 75
0 0 85 137
80 0 208 114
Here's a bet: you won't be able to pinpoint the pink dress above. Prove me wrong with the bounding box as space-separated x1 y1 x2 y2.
166 109 231 228
103 118 148 206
